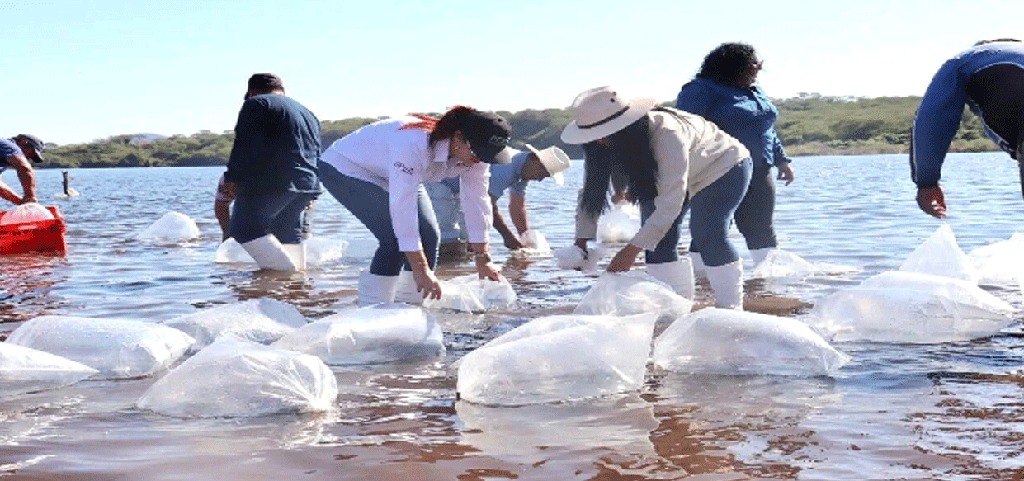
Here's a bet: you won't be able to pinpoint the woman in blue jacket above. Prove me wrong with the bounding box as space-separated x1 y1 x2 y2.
676 43 795 269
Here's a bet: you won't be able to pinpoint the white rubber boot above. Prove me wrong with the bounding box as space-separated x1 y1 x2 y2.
241 235 299 271
394 270 424 305
358 270 398 306
749 247 776 265
282 243 307 271
689 251 706 274
705 260 744 310
646 258 695 300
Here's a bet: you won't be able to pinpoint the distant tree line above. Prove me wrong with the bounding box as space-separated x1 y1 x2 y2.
39 94 995 168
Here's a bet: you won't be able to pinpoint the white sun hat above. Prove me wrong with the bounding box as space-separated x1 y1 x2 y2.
560 86 658 145
524 144 571 185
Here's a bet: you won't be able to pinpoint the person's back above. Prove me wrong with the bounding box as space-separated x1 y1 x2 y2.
227 93 320 195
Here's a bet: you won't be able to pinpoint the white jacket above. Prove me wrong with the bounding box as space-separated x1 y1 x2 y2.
322 117 492 252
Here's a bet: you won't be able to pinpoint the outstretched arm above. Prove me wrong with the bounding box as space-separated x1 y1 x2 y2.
490 196 523 250
7 155 36 203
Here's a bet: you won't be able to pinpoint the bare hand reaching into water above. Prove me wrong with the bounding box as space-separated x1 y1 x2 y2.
412 268 443 300
777 162 795 186
606 244 642 272
916 185 947 218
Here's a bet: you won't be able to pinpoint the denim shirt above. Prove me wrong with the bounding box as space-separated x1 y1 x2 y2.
675 77 790 169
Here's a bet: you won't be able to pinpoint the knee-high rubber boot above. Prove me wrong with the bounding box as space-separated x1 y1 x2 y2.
282 243 307 271
358 270 398 306
689 252 706 274
705 260 744 310
394 270 425 305
749 247 776 265
241 235 299 271
646 259 695 300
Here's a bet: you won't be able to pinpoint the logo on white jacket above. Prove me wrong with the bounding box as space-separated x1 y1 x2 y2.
393 162 414 175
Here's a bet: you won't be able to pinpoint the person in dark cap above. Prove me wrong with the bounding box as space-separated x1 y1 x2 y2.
0 134 45 205
223 73 321 271
318 106 512 305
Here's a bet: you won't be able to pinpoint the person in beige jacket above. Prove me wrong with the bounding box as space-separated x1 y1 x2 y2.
562 86 752 309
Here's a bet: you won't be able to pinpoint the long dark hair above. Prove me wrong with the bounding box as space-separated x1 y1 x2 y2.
400 105 476 147
578 110 661 216
696 42 758 87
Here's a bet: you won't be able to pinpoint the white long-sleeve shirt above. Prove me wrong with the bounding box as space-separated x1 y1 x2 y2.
321 116 492 252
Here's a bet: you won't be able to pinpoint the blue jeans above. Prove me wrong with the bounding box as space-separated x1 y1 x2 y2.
230 190 316 244
733 162 778 250
641 158 752 267
319 162 439 275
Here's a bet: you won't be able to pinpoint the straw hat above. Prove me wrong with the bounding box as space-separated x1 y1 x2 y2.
524 144 571 185
560 86 658 144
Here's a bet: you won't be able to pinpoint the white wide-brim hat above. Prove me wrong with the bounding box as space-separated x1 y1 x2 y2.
524 144 571 185
560 86 658 145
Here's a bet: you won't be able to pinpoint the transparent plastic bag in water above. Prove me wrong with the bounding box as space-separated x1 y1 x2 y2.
273 304 444 365
899 224 979 283
0 203 54 225
136 211 200 243
162 298 307 351
0 342 98 398
575 271 692 319
424 274 517 312
652 308 850 376
456 313 657 405
136 337 337 418
597 203 640 243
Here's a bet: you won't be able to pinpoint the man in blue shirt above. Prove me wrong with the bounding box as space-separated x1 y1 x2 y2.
0 134 44 205
224 73 321 271
911 39 1024 217
429 144 570 251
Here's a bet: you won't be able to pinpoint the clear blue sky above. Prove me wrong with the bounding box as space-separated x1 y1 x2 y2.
3 0 1021 145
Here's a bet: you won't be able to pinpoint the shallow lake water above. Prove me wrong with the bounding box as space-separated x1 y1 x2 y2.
2 153 1023 480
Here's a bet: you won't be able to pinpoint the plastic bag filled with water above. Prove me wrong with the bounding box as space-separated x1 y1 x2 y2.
597 202 640 243
0 203 54 225
424 274 516 312
161 298 308 352
553 245 607 274
575 271 692 319
6 316 195 379
652 308 850 376
273 304 444 366
136 337 337 418
456 313 657 405
899 224 980 283
809 271 1015 343
0 342 98 398
512 229 552 257
135 211 200 243
751 249 819 279
968 233 1024 292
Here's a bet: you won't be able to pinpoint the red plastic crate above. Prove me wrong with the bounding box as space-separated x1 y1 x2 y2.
0 205 67 256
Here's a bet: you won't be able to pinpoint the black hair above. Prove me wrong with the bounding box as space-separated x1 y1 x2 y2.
578 110 662 216
696 42 759 86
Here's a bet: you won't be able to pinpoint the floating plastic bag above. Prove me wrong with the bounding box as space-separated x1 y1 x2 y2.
751 249 819 279
136 211 200 243
273 304 444 365
6 316 195 379
215 237 348 268
553 245 606 274
456 313 657 405
0 203 55 225
0 342 98 398
809 271 1015 343
423 274 516 312
136 338 337 418
162 298 307 351
511 229 552 257
575 271 692 319
899 224 980 283
652 308 849 376
597 202 641 243
968 233 1024 292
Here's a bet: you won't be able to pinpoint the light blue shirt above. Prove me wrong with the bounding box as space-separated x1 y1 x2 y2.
487 149 529 199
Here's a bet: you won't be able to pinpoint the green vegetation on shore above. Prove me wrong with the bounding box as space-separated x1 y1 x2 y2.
41 94 996 168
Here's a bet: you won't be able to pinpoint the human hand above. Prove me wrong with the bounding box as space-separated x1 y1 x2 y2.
777 163 795 186
916 185 947 218
476 260 503 281
606 244 642 272
20 195 37 204
503 236 525 250
412 268 443 300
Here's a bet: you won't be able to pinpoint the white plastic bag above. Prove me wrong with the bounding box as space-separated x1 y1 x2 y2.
273 304 444 365
136 338 337 418
597 203 641 243
513 229 552 257
424 274 517 312
553 245 606 274
968 233 1024 292
0 203 54 225
574 271 692 319
7 316 195 379
456 313 657 405
136 211 200 243
809 271 1015 343
0 342 98 398
652 308 850 376
161 298 307 351
751 249 819 279
899 224 980 283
